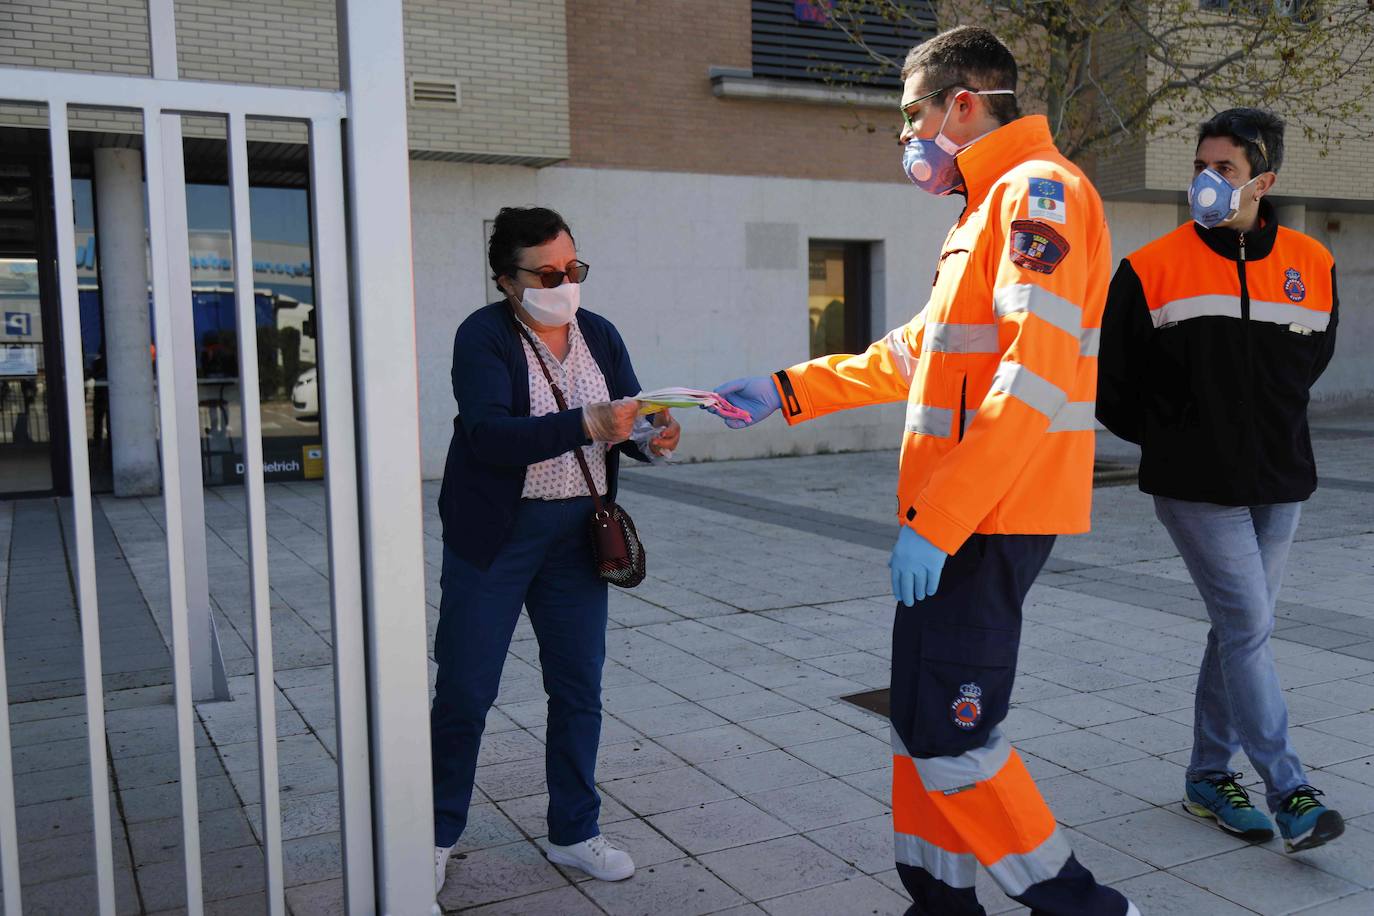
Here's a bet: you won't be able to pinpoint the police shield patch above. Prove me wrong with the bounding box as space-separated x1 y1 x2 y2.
1009 219 1070 275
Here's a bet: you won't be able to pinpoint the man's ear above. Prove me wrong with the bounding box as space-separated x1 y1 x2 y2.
1254 171 1277 201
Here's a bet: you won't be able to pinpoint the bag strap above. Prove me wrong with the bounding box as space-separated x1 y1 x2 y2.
511 314 610 515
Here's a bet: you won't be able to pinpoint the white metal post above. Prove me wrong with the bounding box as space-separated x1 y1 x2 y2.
48 104 119 916
143 106 206 915
335 1 438 912
307 117 377 914
226 111 286 916
148 0 230 704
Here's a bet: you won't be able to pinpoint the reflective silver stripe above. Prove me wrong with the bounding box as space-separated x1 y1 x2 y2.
890 723 910 757
910 729 1012 793
924 322 1001 355
1151 294 1240 327
1079 326 1100 357
1047 401 1097 433
882 324 920 385
1152 294 1330 331
906 402 955 438
894 832 978 888
985 827 1074 897
989 362 1067 420
1251 299 1331 332
994 283 1082 339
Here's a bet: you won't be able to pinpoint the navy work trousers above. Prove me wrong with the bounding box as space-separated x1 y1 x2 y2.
430 496 608 849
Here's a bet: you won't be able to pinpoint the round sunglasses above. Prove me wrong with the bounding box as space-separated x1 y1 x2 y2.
515 260 590 289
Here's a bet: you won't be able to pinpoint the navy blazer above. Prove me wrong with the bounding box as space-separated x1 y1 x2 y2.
438 302 646 570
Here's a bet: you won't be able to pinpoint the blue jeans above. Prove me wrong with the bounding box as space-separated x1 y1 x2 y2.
1154 496 1306 811
430 497 608 848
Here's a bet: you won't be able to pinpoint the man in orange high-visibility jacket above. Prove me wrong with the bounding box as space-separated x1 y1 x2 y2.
713 27 1137 916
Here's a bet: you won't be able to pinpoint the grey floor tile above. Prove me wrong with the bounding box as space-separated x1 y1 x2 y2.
580 856 744 916
1291 890 1374 914
647 798 793 856
785 733 889 778
1076 806 1250 869
1169 844 1362 915
737 709 857 748
601 766 737 817
613 702 731 739
1110 869 1255 915
698 834 858 902
1084 755 1192 807
698 750 829 796
1036 773 1153 827
745 777 887 832
656 725 773 765
1018 729 1148 772
461 884 605 915
436 839 568 911
804 814 894 875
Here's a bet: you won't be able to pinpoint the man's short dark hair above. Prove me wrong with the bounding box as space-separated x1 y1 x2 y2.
1197 108 1285 176
901 26 1020 125
488 206 575 287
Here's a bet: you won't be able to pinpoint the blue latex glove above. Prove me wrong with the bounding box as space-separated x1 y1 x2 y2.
713 376 781 429
890 526 947 606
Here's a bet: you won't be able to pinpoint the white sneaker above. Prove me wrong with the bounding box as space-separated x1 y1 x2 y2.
434 843 456 893
1126 901 1142 916
546 834 635 881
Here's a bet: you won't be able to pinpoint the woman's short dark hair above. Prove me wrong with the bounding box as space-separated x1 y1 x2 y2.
900 26 1020 125
1197 108 1285 177
488 206 575 288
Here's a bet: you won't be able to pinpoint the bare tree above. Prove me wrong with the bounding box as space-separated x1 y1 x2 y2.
812 0 1374 161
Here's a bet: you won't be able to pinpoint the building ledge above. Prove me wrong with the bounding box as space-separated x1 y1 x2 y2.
709 67 897 110
409 149 566 168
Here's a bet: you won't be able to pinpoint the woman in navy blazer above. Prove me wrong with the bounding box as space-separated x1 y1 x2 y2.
432 208 679 893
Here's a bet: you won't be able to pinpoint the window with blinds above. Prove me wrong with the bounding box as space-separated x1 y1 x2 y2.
751 0 937 89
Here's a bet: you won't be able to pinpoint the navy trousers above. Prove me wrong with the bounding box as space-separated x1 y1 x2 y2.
891 534 1128 916
431 497 608 848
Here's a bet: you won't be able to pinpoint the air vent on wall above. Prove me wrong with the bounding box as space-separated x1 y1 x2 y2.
408 76 460 109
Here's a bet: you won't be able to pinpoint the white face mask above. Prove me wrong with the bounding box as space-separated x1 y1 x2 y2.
517 282 580 327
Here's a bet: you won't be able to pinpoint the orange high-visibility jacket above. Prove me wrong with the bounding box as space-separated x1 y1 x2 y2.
774 116 1110 554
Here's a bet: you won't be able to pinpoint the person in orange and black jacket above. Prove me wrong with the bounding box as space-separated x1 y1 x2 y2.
713 26 1138 916
1098 108 1344 855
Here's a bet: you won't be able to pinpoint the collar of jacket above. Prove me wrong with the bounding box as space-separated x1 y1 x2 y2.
1192 197 1279 261
954 114 1060 209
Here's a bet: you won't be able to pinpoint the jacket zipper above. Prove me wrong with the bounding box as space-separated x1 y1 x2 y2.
1237 231 1252 417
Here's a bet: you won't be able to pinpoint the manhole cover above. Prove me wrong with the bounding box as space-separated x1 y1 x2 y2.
839 688 890 718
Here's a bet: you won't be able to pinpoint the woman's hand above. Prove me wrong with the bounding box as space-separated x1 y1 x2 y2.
583 398 640 443
649 408 681 456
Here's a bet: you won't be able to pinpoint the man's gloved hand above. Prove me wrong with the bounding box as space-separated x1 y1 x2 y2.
890 526 947 607
713 376 782 429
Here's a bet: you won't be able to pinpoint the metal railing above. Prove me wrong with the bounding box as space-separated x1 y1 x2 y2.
0 1 435 913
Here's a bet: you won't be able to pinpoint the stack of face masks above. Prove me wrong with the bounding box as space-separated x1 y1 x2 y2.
636 387 752 424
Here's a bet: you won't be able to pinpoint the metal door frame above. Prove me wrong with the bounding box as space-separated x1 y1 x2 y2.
0 1 436 913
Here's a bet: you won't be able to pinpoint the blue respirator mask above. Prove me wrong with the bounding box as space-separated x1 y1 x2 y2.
902 88 1016 196
1188 167 1262 229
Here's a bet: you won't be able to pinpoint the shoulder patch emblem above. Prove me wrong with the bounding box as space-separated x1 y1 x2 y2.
1284 267 1307 303
1028 177 1066 224
1009 220 1071 275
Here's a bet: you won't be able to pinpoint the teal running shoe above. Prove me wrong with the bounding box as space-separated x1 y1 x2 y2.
1277 785 1344 853
1183 772 1274 841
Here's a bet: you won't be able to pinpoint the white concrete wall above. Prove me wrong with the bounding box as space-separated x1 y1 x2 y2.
410 169 1374 479
410 162 963 478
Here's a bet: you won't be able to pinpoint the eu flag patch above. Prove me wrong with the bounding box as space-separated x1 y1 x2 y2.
1028 178 1066 224
1009 219 1071 275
